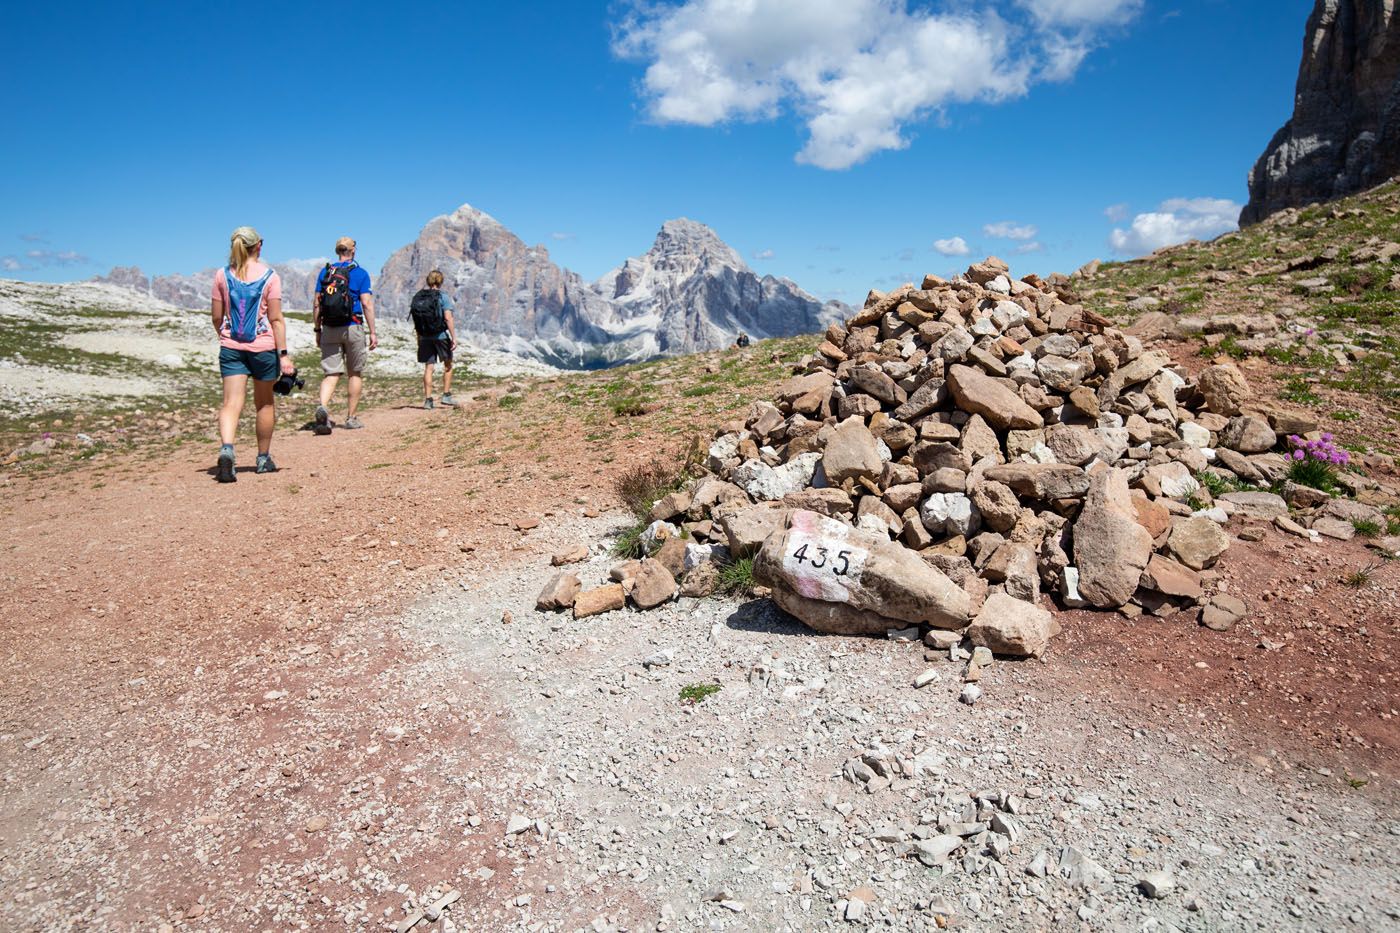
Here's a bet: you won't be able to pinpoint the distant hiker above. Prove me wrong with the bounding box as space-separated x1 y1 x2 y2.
312 236 377 434
411 269 458 409
735 332 751 348
211 226 295 483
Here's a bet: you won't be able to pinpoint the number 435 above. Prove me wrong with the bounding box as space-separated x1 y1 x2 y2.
792 544 851 575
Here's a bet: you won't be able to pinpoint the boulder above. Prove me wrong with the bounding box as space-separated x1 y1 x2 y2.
1219 416 1276 454
821 421 883 484
970 480 1021 533
1197 364 1251 416
984 463 1090 501
920 492 979 538
945 365 1044 431
781 487 854 516
630 558 678 609
754 510 971 631
1218 491 1289 519
717 502 789 558
536 572 582 611
1167 517 1230 570
1140 554 1203 600
1201 594 1247 632
966 592 1054 657
573 584 626 619
1073 468 1154 608
732 452 823 501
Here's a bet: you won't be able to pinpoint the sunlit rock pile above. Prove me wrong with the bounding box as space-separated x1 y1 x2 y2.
650 258 1343 656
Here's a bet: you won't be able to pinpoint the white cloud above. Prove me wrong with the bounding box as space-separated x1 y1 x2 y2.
1019 0 1143 27
752 248 775 260
1108 197 1240 256
614 0 1141 169
550 231 576 241
1 256 22 271
19 232 47 243
1103 202 1129 222
983 220 1038 240
18 246 88 264
1014 241 1044 254
933 236 970 256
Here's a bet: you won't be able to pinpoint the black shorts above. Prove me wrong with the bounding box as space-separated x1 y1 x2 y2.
417 335 453 365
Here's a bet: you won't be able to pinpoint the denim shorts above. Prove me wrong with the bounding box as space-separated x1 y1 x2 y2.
219 347 279 381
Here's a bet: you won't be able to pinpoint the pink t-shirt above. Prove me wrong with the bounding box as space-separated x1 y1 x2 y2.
214 262 282 352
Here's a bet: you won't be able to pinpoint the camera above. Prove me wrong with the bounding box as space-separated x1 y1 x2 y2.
273 368 305 396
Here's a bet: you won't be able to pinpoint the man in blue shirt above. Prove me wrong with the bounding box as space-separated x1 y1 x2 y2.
312 236 378 433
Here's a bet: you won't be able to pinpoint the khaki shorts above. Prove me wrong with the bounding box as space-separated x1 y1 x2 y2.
319 324 368 375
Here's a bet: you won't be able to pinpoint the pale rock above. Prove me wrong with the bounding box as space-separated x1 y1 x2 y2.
966 592 1054 657
1073 468 1154 608
1167 517 1231 570
920 493 980 538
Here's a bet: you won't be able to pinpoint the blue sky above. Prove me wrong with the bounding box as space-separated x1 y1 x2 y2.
1 0 1312 303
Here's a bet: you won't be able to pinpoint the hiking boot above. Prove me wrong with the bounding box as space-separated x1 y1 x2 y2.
313 405 332 436
424 397 435 410
216 449 236 484
343 416 365 429
440 393 457 407
255 453 278 474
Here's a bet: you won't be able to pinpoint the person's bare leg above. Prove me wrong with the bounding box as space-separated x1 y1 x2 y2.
422 364 434 400
319 373 340 408
218 375 248 445
442 360 453 396
253 380 275 454
347 373 363 418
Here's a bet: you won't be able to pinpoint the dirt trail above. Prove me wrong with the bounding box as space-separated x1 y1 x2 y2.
1 387 1398 931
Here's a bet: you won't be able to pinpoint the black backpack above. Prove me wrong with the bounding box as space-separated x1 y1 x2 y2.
410 288 446 335
319 262 357 326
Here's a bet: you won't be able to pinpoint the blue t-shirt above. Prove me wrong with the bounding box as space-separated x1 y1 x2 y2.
428 291 454 340
316 261 373 324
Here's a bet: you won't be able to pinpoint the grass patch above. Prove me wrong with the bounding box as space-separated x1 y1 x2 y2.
498 394 523 409
718 556 756 595
611 519 647 559
1195 470 1236 498
678 682 721 705
1343 564 1377 587
1352 518 1382 538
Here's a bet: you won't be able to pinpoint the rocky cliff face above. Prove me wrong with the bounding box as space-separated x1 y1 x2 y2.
374 207 847 368
1241 0 1400 224
375 205 623 369
595 218 847 357
93 260 325 310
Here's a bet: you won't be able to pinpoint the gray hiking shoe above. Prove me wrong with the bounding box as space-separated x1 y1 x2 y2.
313 405 332 436
343 416 365 429
255 453 278 474
424 397 435 410
216 448 236 483
440 393 457 407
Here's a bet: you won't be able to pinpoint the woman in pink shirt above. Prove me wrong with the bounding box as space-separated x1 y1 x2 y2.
211 226 295 483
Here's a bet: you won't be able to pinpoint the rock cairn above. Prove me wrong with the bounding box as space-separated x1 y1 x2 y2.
641 257 1343 655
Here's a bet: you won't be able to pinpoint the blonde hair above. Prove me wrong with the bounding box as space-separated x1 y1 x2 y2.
426 269 444 288
229 226 261 278
335 236 356 256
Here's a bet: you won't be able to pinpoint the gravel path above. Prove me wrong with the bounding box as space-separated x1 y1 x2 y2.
398 512 1400 932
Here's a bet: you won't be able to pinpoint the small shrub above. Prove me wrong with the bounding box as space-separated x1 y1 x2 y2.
1331 409 1360 422
718 557 756 595
1352 519 1381 538
1194 470 1236 497
611 519 647 559
498 393 523 409
1281 376 1322 405
610 396 648 417
615 462 682 518
1343 566 1374 588
679 682 721 705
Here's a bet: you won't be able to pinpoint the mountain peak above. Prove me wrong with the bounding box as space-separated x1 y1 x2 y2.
647 218 745 271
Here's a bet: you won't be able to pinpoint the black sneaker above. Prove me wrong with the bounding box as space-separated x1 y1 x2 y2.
216 449 236 483
313 405 332 436
255 453 278 474
424 397 435 410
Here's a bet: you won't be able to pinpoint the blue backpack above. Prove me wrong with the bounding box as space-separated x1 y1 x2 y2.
225 266 274 343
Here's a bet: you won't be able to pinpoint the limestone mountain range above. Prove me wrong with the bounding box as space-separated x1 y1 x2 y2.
96 209 847 370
